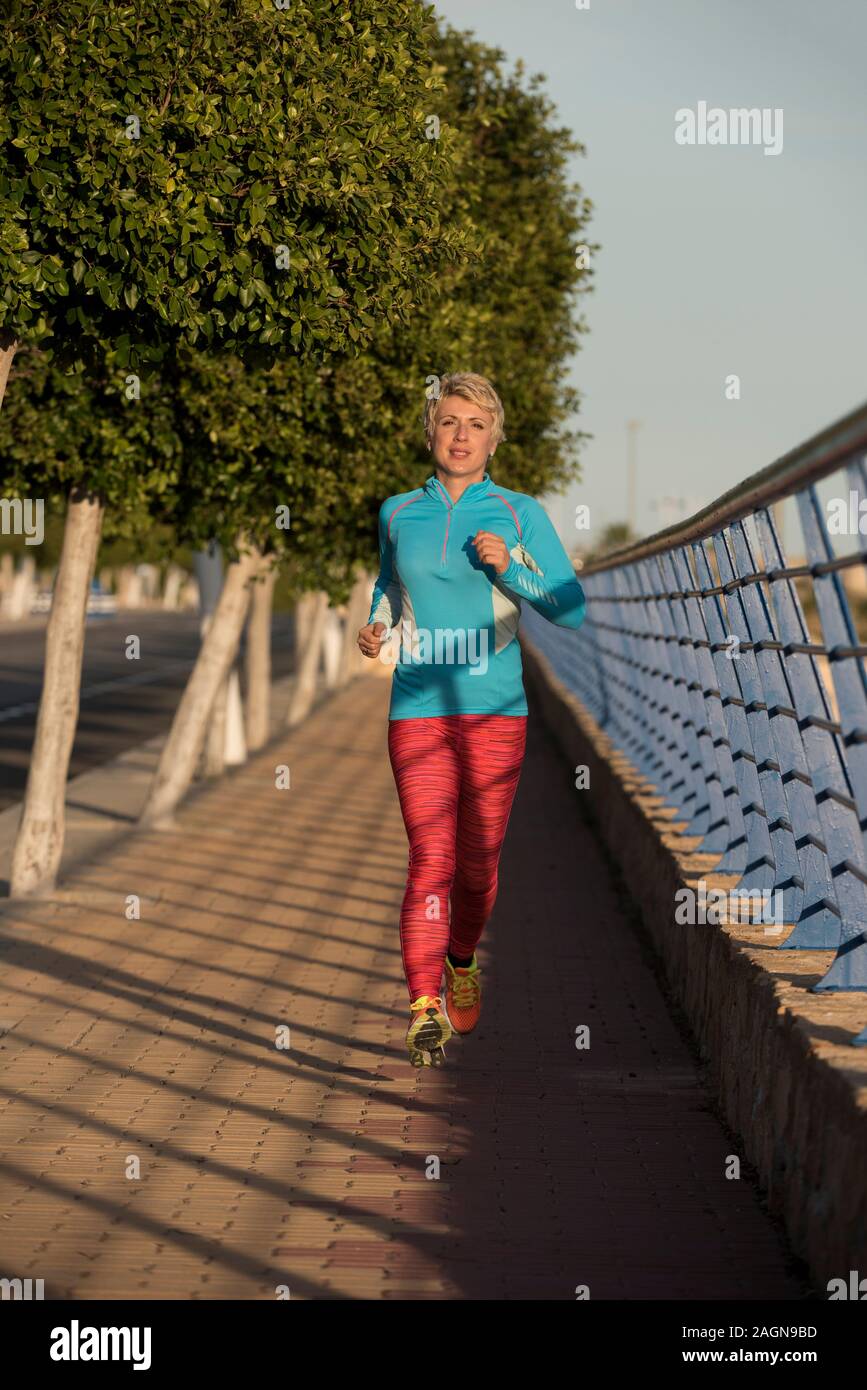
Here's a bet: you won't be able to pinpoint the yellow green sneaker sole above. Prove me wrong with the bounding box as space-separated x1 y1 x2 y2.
406 996 452 1066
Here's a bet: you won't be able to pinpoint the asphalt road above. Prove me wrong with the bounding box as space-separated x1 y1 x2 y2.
0 610 296 814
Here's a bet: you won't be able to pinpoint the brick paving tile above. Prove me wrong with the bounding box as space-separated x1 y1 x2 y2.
0 675 811 1299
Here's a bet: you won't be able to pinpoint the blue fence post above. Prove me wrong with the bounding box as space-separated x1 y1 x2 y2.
588 572 608 722
713 522 803 926
588 569 616 731
587 565 630 756
571 570 603 720
626 559 682 806
647 553 712 838
794 486 867 989
731 514 841 946
692 536 775 892
612 563 665 785
671 545 747 873
659 550 728 853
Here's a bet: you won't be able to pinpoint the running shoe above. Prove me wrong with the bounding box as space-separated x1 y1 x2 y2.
443 954 482 1034
406 994 452 1067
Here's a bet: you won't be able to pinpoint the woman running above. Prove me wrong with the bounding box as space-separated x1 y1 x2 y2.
357 372 586 1067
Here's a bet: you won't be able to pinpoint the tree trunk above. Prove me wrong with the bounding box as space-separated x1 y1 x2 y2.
245 556 277 751
294 588 315 653
10 487 104 897
0 333 18 413
162 564 185 610
223 669 247 765
0 552 14 603
203 673 228 777
338 571 372 685
203 667 247 775
117 564 142 608
287 590 329 727
321 606 343 689
139 541 260 829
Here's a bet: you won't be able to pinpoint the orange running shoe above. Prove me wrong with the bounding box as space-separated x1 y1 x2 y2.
405 994 452 1067
443 954 482 1034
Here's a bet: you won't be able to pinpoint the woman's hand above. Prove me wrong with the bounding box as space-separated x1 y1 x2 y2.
473 531 511 575
357 620 388 659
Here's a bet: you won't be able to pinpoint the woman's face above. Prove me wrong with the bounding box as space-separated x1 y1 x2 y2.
431 394 497 478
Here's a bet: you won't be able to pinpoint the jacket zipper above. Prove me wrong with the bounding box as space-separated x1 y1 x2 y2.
437 476 484 567
441 503 452 568
436 478 454 569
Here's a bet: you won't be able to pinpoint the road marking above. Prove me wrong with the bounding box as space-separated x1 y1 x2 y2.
0 658 196 723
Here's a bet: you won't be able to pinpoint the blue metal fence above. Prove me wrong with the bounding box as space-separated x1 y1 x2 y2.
523 402 867 1046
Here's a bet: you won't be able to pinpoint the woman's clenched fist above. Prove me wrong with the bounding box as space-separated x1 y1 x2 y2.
357 620 388 658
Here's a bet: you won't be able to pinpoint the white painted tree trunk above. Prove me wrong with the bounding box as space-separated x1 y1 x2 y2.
338 572 372 684
162 564 185 610
244 557 277 751
6 565 35 620
294 589 315 653
10 488 104 897
204 667 247 775
0 552 13 600
179 575 199 610
117 565 142 608
223 669 247 764
194 613 216 782
0 335 17 413
137 563 159 601
286 590 329 727
322 607 343 688
139 542 260 829
203 672 228 777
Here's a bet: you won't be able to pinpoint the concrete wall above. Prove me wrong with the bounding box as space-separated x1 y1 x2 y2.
521 632 867 1290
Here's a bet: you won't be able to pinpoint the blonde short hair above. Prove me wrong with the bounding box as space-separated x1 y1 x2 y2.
423 372 506 450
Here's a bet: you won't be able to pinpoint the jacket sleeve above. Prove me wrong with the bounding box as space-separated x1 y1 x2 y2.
366 501 402 629
495 497 586 630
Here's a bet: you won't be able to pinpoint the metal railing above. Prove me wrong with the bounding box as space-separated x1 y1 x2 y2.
523 400 867 1045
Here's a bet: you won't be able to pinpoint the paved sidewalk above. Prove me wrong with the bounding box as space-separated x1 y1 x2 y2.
0 670 306 893
0 673 809 1299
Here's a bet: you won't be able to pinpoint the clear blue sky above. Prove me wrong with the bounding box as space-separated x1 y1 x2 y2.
432 0 867 547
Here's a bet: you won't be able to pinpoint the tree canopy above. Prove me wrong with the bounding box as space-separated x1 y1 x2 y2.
0 13 596 604
0 0 471 374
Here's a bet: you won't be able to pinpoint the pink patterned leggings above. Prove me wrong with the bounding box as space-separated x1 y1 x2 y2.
387 714 528 1001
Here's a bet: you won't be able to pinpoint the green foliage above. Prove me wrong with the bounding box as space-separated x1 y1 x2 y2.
0 0 470 370
271 21 598 581
0 506 66 569
0 13 596 611
0 346 180 535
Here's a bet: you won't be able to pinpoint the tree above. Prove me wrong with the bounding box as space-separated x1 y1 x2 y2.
0 0 474 894
0 0 473 402
137 18 597 824
244 553 278 752
1 11 597 882
311 21 596 531
0 349 180 892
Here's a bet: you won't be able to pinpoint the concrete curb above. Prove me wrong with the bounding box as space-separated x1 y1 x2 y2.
520 630 867 1291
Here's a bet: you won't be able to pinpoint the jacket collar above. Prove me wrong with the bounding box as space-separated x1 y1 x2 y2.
424 470 494 507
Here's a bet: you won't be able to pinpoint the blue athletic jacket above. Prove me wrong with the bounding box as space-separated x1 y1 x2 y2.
366 471 586 718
